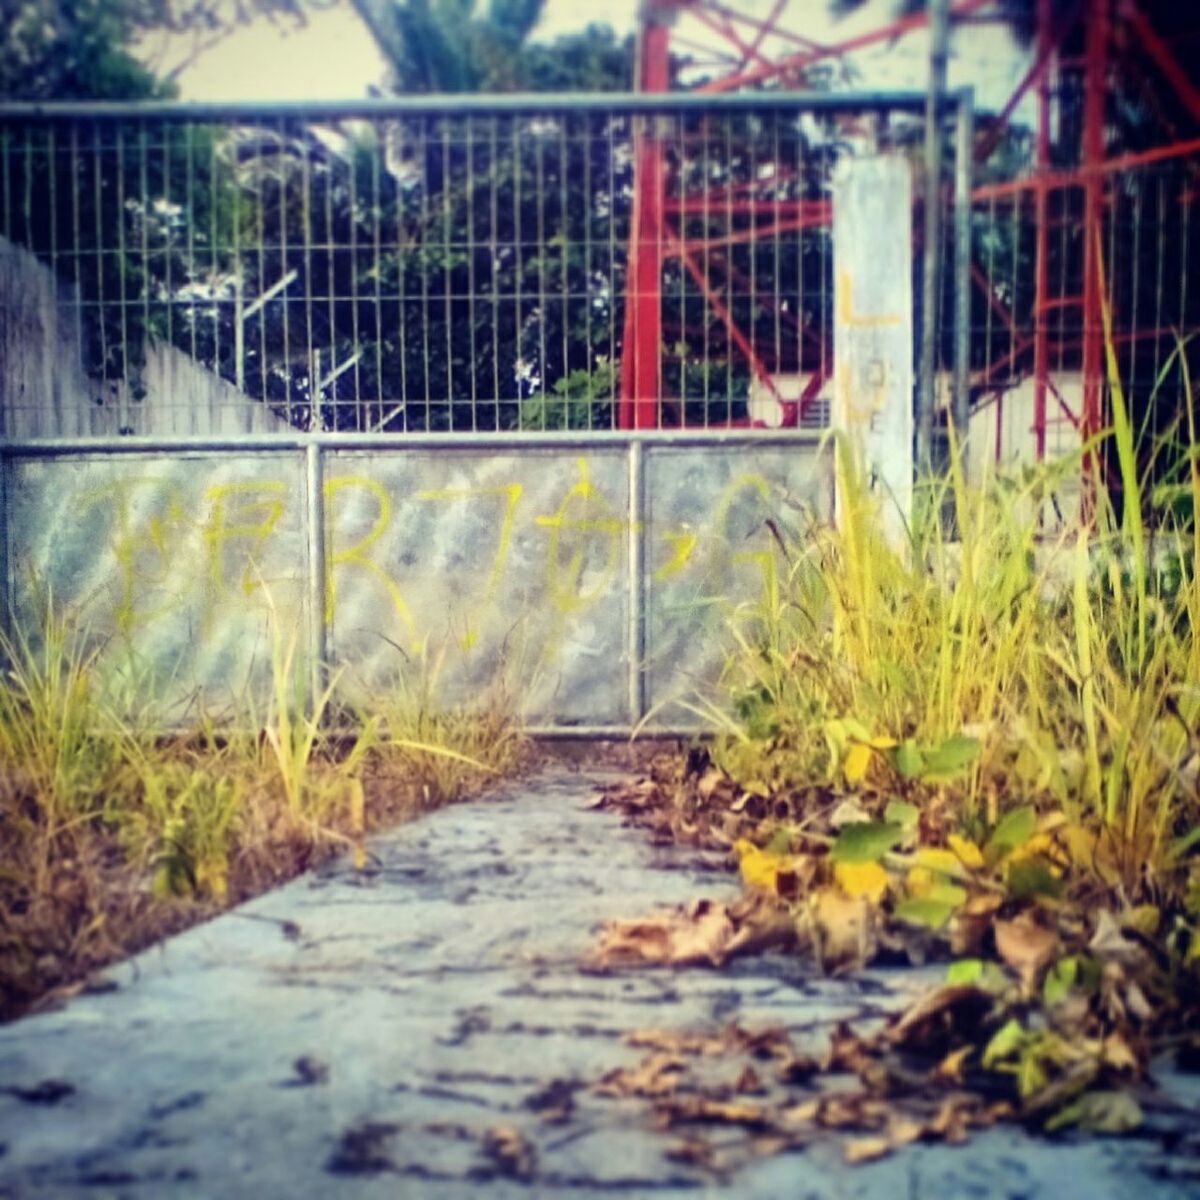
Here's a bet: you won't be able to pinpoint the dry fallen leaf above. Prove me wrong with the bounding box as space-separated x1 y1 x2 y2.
586 899 736 968
844 1135 892 1164
994 912 1059 989
805 888 877 975
595 1054 685 1098
481 1125 537 1180
655 1096 774 1130
624 1029 726 1057
887 984 994 1052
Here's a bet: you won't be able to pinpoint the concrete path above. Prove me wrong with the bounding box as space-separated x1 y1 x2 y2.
1 766 1196 1198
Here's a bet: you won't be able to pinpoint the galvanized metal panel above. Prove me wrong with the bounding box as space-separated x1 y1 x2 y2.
6 454 308 718
643 444 832 726
324 448 630 726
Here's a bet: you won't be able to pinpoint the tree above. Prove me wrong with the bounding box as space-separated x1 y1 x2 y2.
0 0 167 100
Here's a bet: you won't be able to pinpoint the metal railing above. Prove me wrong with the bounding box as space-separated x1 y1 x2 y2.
0 91 929 440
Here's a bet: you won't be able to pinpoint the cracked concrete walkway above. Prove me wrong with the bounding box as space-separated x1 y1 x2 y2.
1 766 1196 1198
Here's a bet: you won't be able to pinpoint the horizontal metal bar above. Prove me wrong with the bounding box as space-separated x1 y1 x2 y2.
524 724 705 740
0 429 827 457
0 90 934 123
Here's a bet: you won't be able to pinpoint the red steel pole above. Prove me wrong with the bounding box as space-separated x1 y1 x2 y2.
618 19 670 430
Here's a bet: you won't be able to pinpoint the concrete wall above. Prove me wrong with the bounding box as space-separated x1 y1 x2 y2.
0 237 288 438
3 440 830 730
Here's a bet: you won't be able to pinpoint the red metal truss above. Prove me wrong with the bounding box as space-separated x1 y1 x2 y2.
617 0 1200 457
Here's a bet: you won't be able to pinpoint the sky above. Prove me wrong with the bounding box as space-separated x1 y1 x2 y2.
150 0 1031 122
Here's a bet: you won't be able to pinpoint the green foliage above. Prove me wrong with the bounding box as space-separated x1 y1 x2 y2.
0 0 168 101
521 364 614 431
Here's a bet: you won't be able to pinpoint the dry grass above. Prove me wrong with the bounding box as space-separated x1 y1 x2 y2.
0 608 528 1021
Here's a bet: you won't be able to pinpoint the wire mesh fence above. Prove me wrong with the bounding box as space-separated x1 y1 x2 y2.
0 95 930 439
967 158 1200 466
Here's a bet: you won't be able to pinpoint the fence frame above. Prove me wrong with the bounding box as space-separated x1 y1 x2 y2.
0 87 975 733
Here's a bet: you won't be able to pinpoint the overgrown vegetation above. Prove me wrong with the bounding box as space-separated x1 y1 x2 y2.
0 604 526 1021
592 347 1200 1148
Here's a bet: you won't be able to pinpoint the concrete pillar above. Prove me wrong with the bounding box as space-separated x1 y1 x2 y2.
832 155 914 542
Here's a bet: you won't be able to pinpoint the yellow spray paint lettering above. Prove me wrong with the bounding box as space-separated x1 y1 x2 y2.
201 481 288 598
535 458 625 613
323 475 415 641
712 473 779 614
654 529 698 581
79 478 192 634
415 483 523 649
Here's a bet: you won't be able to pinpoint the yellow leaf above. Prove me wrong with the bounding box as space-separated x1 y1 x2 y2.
835 860 889 903
738 845 782 892
947 834 984 869
1010 831 1067 871
935 1045 973 1083
844 742 872 786
868 735 899 750
1122 905 1160 938
906 866 935 896
915 847 962 876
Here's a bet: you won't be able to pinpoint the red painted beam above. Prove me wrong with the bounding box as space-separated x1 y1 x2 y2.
618 19 671 430
973 0 1081 167
665 227 782 405
1121 0 1200 124
696 0 993 94
972 136 1200 202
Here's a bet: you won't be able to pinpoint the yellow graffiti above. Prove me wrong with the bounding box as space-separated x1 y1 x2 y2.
323 475 416 641
416 483 523 649
654 529 698 581
534 458 626 613
202 482 288 599
835 270 903 329
80 478 192 635
711 473 779 614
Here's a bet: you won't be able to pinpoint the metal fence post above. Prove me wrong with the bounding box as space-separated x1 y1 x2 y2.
305 440 328 708
627 440 646 728
0 453 9 632
953 89 975 468
918 0 950 472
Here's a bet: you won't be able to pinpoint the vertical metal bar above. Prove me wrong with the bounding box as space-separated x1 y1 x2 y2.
465 114 479 431
137 121 150 428
918 0 950 470
1080 0 1108 494
324 118 339 424
953 89 974 454
306 440 327 710
162 120 174 358
441 116 454 429
1032 0 1052 461
91 123 110 425
535 122 548 428
559 114 571 426
582 112 595 430
277 117 293 425
115 123 131 432
0 453 10 632
627 440 645 727
397 117 410 429
348 121 363 429
489 115 501 427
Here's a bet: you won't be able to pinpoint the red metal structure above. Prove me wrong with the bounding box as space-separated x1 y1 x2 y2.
618 0 1200 467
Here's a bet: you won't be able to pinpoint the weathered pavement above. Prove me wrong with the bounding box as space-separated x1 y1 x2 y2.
1 765 1197 1198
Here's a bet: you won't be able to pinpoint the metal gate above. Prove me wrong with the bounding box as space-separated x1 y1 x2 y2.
0 91 946 731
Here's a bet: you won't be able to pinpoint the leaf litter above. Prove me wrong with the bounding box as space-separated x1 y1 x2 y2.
582 747 1200 1171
